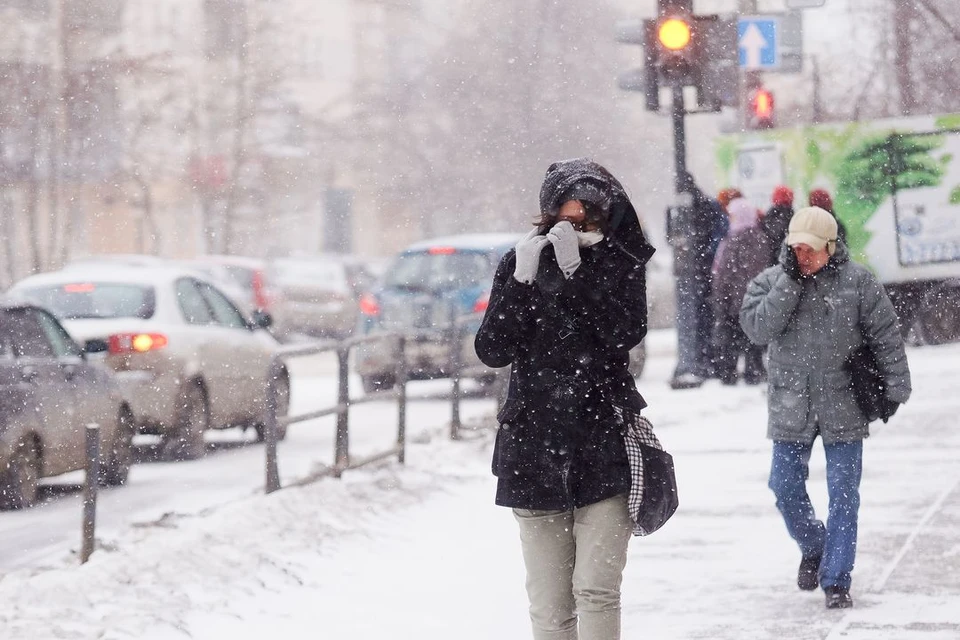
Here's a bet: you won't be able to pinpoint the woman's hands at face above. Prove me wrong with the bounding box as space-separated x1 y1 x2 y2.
547 221 582 278
513 228 551 284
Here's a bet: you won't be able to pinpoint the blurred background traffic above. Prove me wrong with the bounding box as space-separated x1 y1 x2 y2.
4 0 960 511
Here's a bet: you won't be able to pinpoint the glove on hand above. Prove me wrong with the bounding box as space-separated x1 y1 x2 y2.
547 221 582 278
881 398 900 423
513 228 550 284
781 247 803 282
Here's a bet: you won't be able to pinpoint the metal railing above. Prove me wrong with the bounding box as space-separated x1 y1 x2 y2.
74 315 503 564
263 315 505 494
80 424 100 564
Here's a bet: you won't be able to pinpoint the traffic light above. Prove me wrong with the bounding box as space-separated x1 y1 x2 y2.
748 87 775 129
655 13 697 83
615 8 738 113
615 18 660 112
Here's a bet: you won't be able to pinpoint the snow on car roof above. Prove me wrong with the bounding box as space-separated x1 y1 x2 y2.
10 264 215 289
195 254 267 269
402 233 523 253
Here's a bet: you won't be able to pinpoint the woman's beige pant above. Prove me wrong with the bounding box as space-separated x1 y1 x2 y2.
513 493 633 640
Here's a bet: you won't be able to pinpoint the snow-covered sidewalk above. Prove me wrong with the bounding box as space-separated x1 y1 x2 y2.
2 333 959 639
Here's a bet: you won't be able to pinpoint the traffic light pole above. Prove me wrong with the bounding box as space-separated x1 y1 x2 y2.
670 83 687 192
666 82 705 388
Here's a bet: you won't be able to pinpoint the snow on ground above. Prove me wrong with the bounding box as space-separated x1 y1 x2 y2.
1 329 959 639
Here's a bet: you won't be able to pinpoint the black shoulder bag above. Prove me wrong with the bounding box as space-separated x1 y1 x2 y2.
844 343 898 423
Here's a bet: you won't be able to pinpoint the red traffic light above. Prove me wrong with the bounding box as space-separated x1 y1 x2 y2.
748 87 774 129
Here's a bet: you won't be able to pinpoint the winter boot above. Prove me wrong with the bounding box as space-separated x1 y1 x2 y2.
797 554 821 591
824 585 853 609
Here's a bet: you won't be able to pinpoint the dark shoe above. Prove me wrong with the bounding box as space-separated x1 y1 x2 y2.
669 373 703 390
824 585 853 609
797 554 821 591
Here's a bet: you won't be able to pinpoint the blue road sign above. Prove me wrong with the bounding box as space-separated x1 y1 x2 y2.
738 18 780 69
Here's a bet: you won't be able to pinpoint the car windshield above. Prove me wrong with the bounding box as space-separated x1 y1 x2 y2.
383 251 494 292
18 283 156 320
269 260 348 290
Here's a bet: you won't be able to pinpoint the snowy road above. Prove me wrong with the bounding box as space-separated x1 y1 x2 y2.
0 352 497 572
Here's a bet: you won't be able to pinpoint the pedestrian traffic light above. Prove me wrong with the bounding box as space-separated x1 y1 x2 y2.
655 13 697 83
748 87 775 129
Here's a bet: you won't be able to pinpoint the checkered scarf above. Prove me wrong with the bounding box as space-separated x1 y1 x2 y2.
616 408 663 536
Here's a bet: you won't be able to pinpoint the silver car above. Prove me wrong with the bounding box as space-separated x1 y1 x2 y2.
0 300 134 509
9 266 290 460
267 256 375 340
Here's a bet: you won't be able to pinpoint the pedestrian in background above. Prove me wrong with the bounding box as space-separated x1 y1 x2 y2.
475 158 655 640
717 187 743 217
740 206 912 609
710 197 769 385
666 172 727 389
760 185 795 266
808 188 848 247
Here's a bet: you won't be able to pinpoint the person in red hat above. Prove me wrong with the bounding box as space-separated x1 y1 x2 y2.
760 185 795 266
717 187 743 214
808 188 848 247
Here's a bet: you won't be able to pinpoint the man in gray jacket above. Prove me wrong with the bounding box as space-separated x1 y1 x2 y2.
740 206 911 610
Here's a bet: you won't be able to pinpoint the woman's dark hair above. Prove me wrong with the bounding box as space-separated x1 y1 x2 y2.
534 199 610 234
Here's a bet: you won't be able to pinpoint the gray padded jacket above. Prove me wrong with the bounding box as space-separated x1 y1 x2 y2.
739 242 911 444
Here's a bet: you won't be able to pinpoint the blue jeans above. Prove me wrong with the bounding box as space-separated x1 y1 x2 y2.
768 439 863 590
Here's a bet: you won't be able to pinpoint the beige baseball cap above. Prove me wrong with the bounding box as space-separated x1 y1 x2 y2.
786 206 839 254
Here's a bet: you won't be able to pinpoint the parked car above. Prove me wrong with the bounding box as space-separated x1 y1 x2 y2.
354 233 520 394
267 255 376 340
0 299 135 509
8 266 290 460
188 255 273 315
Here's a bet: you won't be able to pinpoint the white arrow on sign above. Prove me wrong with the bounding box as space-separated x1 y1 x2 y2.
740 22 768 69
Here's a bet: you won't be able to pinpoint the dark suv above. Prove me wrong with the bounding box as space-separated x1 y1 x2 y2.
355 233 520 393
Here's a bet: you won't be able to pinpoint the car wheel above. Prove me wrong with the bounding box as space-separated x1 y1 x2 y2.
100 408 135 487
255 372 290 442
361 374 396 394
1 439 41 510
917 286 960 345
168 383 209 461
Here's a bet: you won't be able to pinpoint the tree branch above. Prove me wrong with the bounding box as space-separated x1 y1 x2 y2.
914 0 960 43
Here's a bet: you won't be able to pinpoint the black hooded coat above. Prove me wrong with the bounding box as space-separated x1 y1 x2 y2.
475 159 655 510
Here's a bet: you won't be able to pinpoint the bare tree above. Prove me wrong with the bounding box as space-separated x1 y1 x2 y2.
349 0 655 244
114 51 194 255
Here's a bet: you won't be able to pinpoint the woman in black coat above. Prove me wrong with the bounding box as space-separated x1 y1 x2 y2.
475 158 654 640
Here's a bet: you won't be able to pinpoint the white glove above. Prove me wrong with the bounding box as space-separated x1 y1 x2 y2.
513 229 550 284
546 220 581 278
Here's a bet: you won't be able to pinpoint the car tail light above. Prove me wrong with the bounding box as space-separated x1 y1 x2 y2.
252 269 272 309
108 333 168 354
359 293 381 316
427 246 456 255
473 293 489 313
